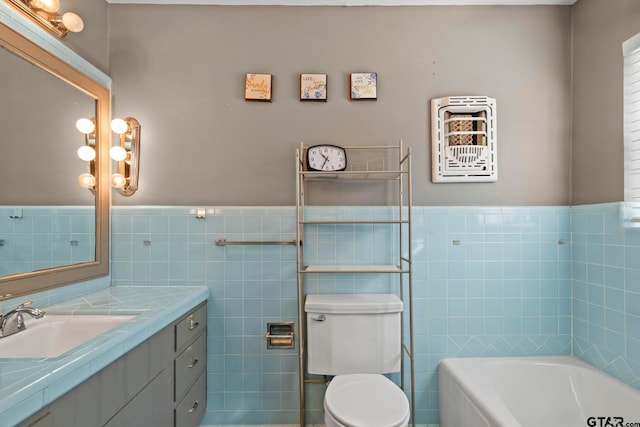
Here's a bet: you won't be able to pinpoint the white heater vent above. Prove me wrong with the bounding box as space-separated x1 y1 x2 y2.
431 95 497 183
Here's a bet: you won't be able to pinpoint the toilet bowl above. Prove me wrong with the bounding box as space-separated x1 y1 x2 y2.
323 373 410 427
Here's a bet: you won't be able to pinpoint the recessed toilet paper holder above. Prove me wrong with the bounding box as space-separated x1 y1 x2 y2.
266 322 294 349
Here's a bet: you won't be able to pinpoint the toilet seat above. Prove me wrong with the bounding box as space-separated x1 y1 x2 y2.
324 374 410 427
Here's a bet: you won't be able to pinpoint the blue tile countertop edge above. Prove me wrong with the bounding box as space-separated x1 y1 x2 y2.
0 286 209 426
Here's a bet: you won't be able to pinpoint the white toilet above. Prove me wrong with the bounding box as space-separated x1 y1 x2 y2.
305 293 410 427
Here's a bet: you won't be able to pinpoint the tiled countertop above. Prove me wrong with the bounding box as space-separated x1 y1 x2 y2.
0 286 209 426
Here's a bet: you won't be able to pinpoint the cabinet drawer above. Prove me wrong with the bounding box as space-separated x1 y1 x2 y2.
175 372 206 427
175 332 206 401
104 368 173 427
175 303 207 352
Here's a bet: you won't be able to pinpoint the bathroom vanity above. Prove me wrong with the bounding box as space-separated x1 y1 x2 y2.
0 286 208 426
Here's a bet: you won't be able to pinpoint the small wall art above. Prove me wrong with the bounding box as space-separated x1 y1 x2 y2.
245 73 272 101
350 72 377 100
300 73 327 101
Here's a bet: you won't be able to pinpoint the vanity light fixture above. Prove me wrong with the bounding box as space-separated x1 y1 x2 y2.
6 0 84 38
110 117 141 197
76 117 96 193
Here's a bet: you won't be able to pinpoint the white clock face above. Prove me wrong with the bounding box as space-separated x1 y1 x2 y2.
307 145 347 171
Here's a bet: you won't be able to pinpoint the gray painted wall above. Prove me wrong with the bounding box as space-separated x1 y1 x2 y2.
63 0 109 74
0 0 108 205
0 45 96 205
571 0 640 205
109 5 572 206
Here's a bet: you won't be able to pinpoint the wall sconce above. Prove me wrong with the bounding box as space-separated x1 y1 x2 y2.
110 117 141 197
76 117 96 194
6 0 84 38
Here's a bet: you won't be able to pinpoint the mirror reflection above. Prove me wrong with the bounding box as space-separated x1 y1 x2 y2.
0 44 97 278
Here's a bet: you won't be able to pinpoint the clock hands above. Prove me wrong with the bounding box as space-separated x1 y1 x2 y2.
321 153 329 170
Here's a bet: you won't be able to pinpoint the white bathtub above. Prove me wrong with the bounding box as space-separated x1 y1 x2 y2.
439 356 640 427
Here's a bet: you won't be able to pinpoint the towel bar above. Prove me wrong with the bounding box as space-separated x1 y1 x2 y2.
215 238 296 246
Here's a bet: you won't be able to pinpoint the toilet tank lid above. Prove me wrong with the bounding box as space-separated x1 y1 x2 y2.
305 294 403 314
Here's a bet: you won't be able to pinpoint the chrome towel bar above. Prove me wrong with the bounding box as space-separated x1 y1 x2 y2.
215 238 296 246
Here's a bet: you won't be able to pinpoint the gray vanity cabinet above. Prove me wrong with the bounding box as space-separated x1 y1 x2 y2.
172 304 208 427
103 367 175 427
18 302 207 427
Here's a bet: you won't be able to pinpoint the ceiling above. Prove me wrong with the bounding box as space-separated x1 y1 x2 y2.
106 0 577 5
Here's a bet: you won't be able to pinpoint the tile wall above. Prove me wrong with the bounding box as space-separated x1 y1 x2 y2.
0 207 95 277
111 205 571 425
571 203 640 388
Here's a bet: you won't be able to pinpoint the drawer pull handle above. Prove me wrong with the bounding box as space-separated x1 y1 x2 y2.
188 357 199 368
188 317 199 330
188 401 199 414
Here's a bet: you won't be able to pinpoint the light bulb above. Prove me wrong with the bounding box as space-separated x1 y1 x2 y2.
77 145 96 161
75 118 95 134
62 12 84 33
110 146 127 161
31 0 59 12
41 0 59 12
77 173 95 188
110 119 128 135
111 173 126 189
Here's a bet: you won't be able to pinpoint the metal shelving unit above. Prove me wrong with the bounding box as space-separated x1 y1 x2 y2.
295 141 415 427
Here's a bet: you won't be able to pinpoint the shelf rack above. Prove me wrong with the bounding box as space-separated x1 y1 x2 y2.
295 141 415 427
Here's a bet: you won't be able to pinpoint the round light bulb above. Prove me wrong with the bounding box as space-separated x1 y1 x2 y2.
111 173 126 189
42 0 59 12
110 119 128 134
110 146 127 161
36 0 59 13
77 145 96 161
77 173 95 188
75 118 95 134
62 12 84 33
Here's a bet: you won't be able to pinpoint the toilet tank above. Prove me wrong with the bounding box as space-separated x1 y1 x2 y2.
305 293 403 375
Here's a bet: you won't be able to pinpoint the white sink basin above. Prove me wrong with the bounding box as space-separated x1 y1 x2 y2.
0 314 135 359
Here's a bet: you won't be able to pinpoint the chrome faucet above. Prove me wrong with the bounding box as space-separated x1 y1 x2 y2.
0 301 45 338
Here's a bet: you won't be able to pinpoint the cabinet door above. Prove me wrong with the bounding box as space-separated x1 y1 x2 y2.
17 393 74 427
75 324 174 425
104 367 174 427
21 412 52 427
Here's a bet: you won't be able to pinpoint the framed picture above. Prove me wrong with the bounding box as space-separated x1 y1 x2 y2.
245 73 272 101
350 72 377 100
300 73 327 101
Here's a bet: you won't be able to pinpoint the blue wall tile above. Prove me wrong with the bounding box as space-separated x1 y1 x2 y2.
0 207 95 276
109 205 574 425
572 203 640 386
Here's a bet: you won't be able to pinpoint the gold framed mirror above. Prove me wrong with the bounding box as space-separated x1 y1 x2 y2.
0 22 110 299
